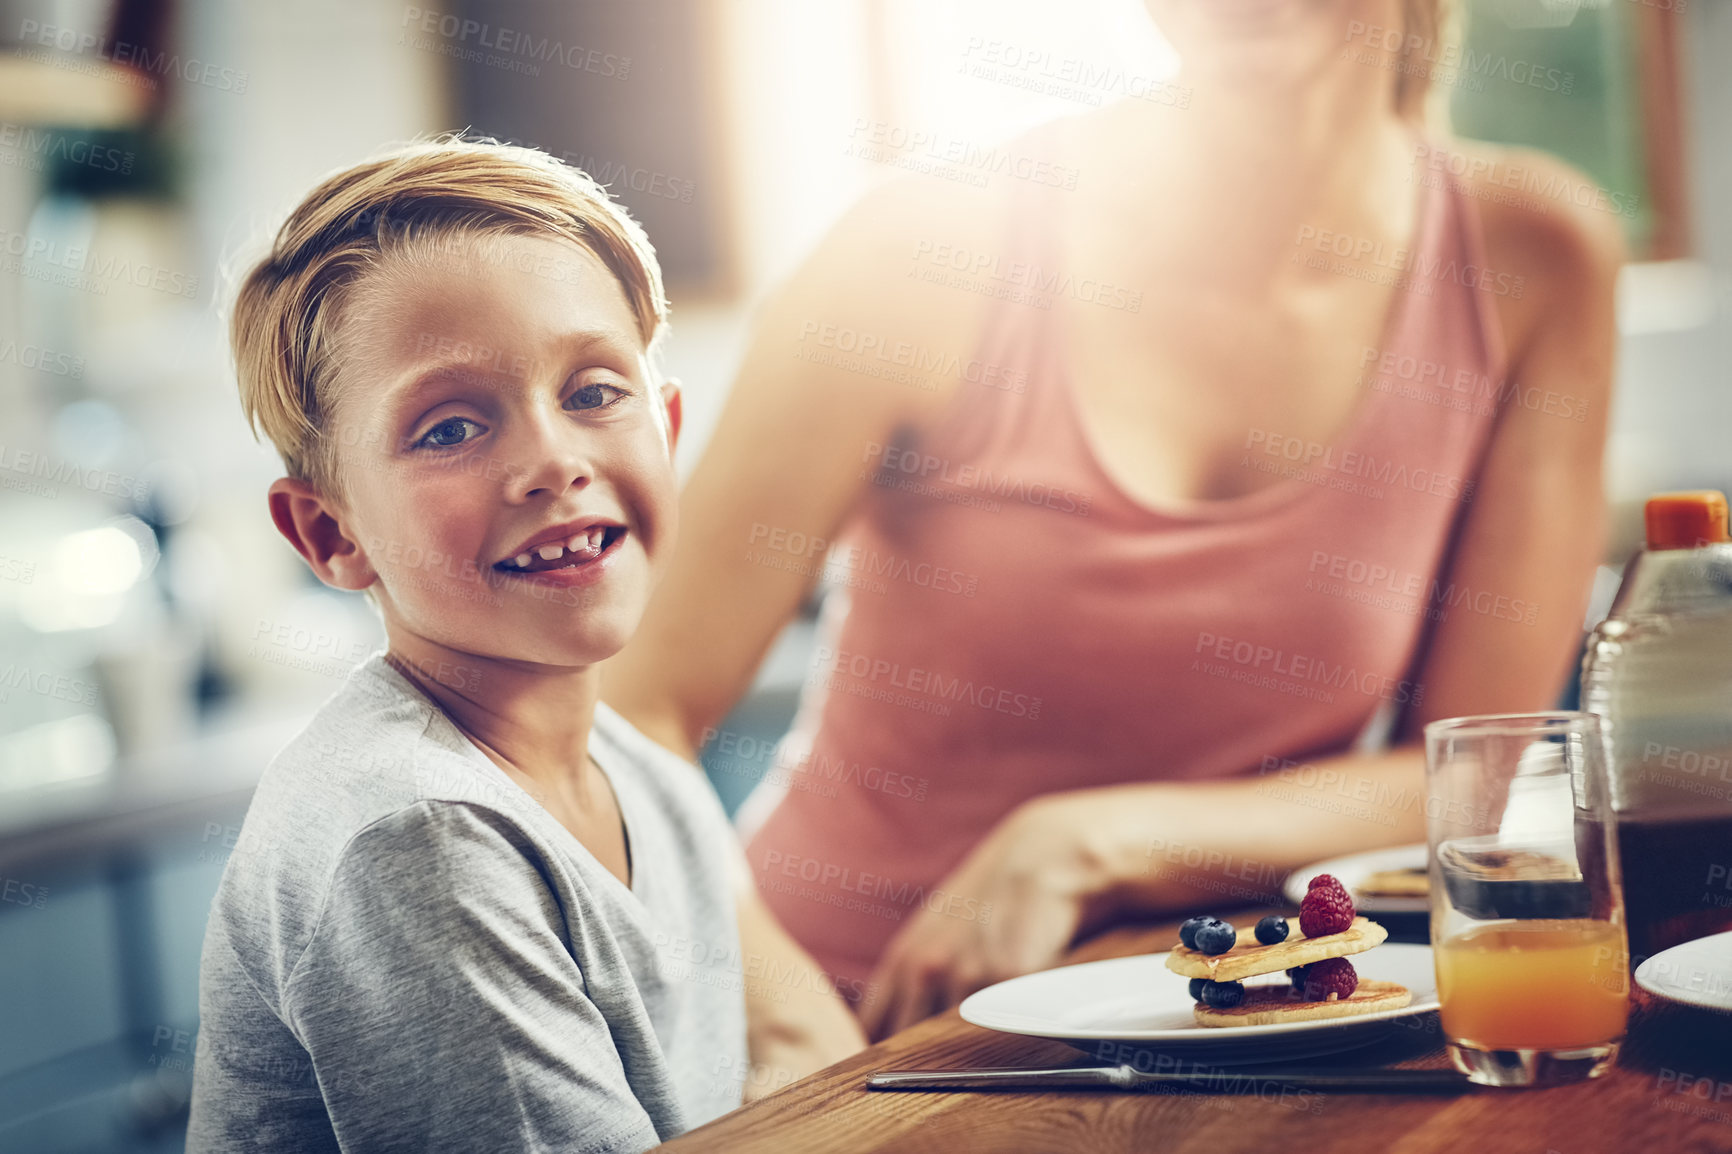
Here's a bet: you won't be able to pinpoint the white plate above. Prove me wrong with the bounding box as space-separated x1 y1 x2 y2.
1284 844 1430 915
959 943 1440 1063
1635 931 1732 1013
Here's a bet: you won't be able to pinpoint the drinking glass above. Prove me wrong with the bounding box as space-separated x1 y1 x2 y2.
1424 712 1629 1086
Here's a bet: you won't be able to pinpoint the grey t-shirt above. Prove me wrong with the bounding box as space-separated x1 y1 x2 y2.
187 654 747 1153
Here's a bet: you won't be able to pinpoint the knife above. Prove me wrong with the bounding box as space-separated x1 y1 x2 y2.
866 1064 1471 1093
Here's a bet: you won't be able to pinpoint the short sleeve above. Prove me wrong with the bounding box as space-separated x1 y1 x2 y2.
282 802 665 1154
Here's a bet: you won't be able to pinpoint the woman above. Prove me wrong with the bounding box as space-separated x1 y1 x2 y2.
606 0 1619 1051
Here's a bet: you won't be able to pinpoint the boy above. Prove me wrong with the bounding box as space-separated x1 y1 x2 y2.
187 137 859 1153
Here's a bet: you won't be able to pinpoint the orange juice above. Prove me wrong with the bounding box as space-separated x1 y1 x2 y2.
1435 920 1629 1050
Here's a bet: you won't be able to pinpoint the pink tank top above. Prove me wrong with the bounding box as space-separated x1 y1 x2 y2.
743 146 1509 992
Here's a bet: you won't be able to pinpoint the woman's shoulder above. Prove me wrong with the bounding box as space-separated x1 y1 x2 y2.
1446 137 1625 274
742 147 1023 436
780 109 1103 333
822 111 1085 254
781 162 1007 326
1437 135 1625 366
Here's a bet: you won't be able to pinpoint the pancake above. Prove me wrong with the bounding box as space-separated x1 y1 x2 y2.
1356 867 1430 899
1165 917 1388 982
1192 979 1413 1027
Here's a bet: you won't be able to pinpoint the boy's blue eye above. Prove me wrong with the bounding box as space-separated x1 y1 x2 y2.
568 382 626 411
417 416 483 448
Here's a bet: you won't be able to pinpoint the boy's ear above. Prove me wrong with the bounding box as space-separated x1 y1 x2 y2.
660 379 683 454
267 478 378 593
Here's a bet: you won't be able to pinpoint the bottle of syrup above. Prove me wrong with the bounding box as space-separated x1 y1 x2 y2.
1580 490 1732 966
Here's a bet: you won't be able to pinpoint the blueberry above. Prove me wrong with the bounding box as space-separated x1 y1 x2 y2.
1193 918 1237 955
1254 916 1289 945
1286 965 1310 989
1200 980 1245 1009
1188 978 1208 1001
1178 916 1210 951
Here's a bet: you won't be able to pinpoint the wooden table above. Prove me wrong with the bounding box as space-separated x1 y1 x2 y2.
663 909 1732 1153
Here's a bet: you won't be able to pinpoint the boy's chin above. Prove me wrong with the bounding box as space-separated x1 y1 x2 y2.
491 617 639 669
405 606 643 671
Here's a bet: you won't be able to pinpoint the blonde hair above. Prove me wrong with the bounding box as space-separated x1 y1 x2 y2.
229 133 668 499
1397 0 1451 123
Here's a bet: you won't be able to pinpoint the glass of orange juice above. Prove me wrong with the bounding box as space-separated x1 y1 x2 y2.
1424 712 1629 1086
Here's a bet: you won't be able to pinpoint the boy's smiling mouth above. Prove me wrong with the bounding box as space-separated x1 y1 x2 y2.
494 522 628 576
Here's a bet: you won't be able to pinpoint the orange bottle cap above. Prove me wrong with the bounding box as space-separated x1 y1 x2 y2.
1645 490 1731 550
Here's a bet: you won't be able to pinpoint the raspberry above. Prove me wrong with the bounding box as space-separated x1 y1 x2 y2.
1299 957 1358 1002
1307 874 1331 890
1299 874 1355 937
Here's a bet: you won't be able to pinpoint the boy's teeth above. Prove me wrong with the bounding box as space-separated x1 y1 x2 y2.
567 528 607 556
502 528 614 571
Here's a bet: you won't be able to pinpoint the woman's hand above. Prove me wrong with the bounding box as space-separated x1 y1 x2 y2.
854 754 1432 1042
858 795 1111 1042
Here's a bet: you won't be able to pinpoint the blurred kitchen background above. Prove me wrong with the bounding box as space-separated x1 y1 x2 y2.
0 0 1720 1149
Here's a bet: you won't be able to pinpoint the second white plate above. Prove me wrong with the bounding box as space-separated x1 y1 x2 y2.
1635 931 1732 1013
1284 844 1430 915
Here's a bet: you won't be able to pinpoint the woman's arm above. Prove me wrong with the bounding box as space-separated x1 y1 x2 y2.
602 177 993 759
860 147 1625 1039
857 745 1429 1038
604 176 1002 1062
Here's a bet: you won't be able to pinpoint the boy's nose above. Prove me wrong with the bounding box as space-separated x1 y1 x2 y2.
506 425 594 501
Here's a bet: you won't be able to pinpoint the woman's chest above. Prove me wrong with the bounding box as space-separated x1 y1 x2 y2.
1057 273 1404 508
